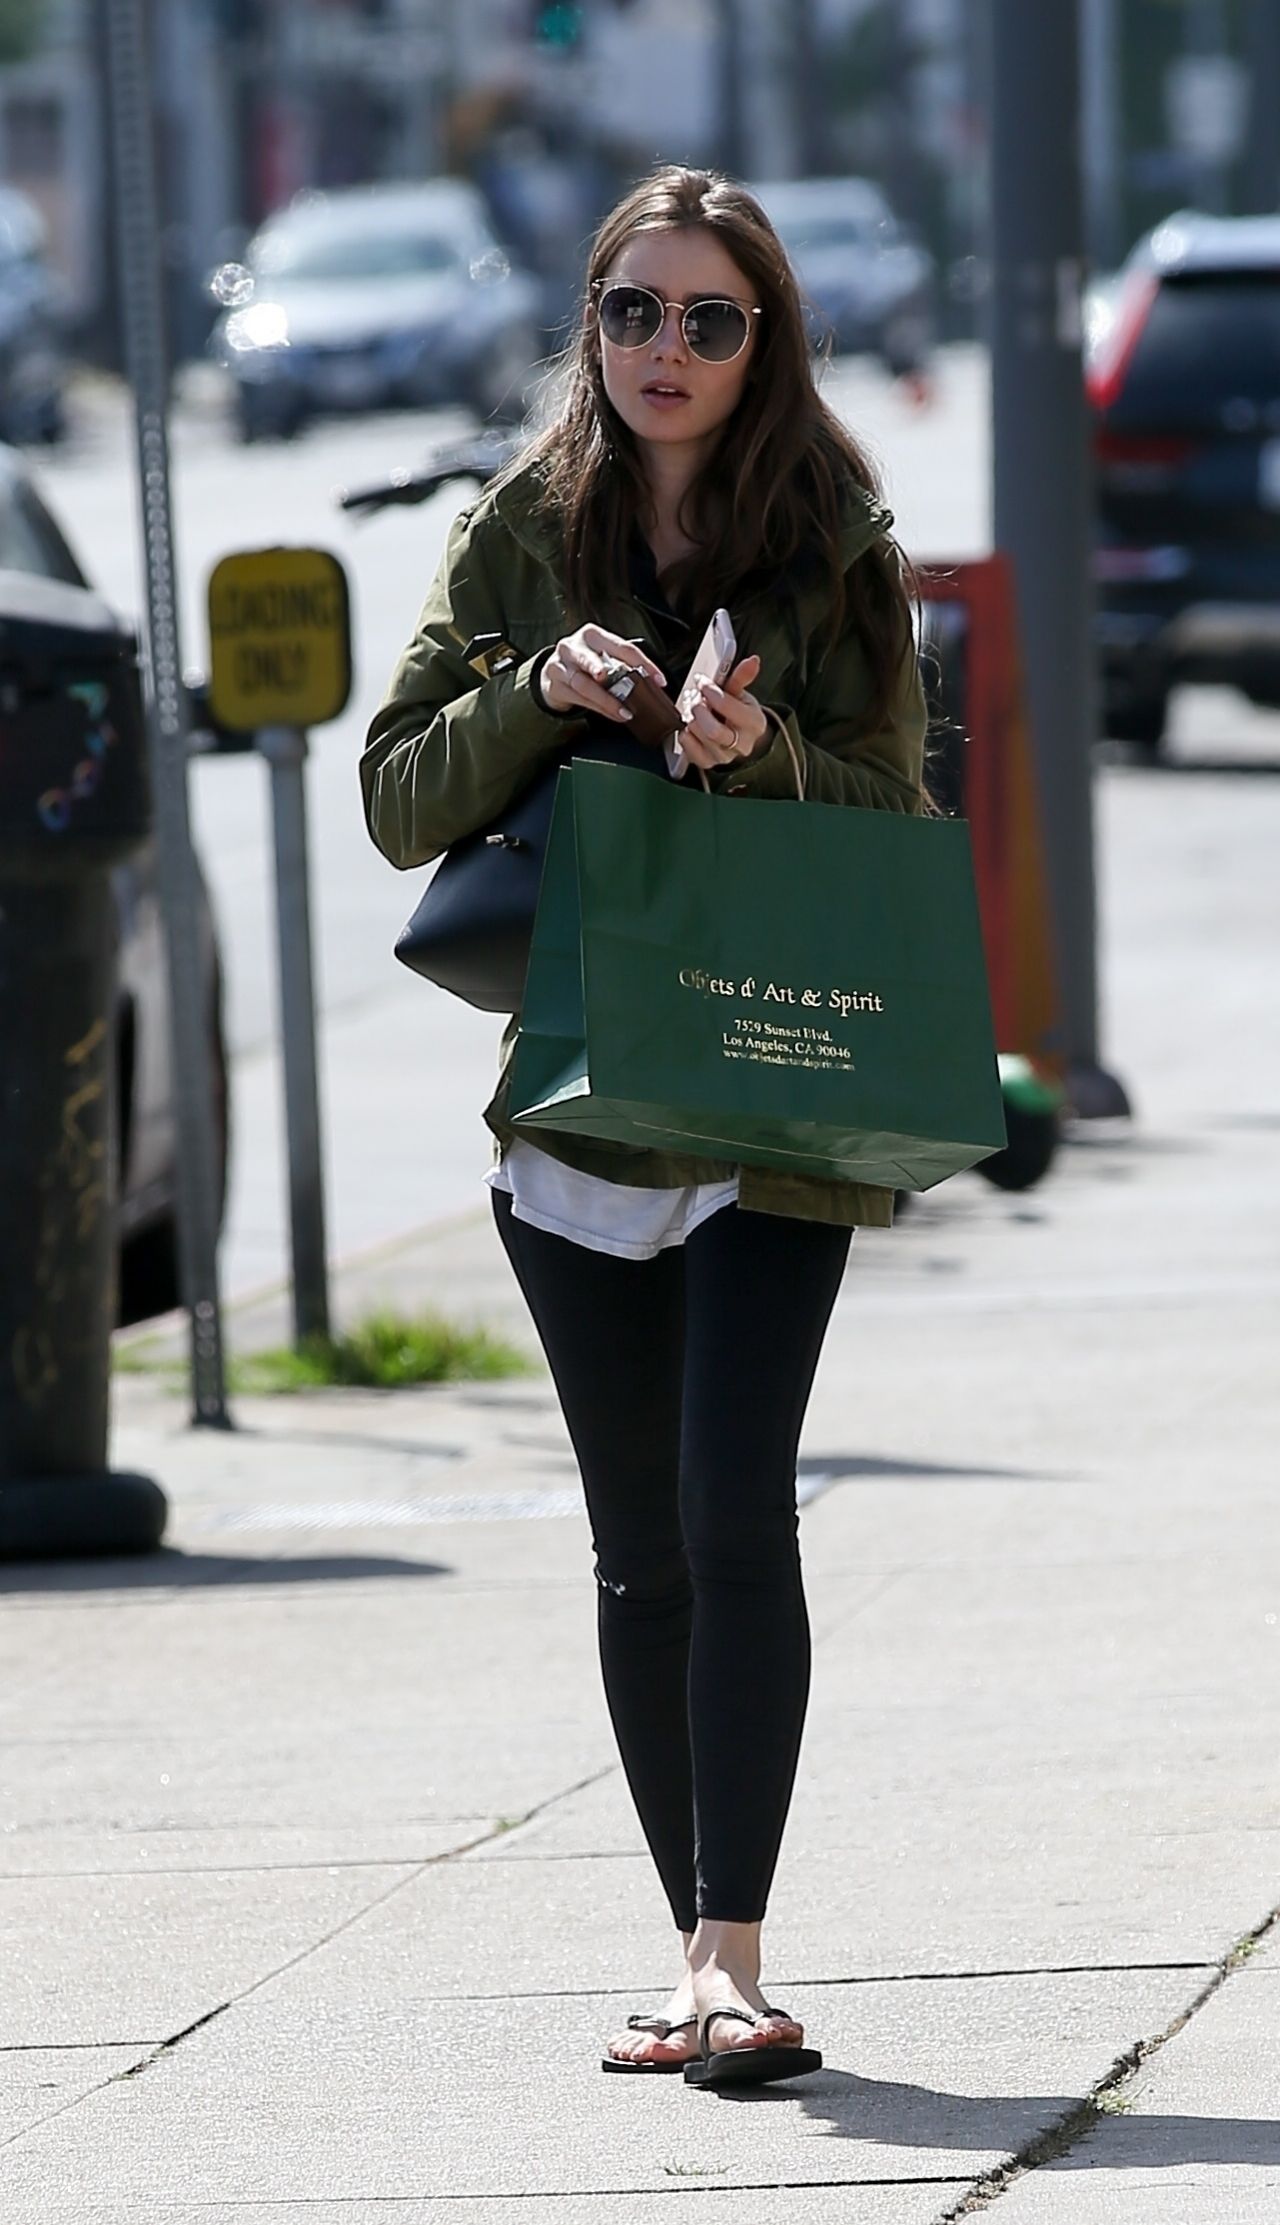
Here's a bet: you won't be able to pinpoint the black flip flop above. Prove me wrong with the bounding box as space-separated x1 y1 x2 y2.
683 2004 822 2089
601 2012 698 2074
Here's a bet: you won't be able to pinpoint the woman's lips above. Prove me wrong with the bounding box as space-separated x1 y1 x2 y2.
640 384 691 409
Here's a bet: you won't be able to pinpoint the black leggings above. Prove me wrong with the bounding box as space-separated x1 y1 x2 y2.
493 1190 851 1931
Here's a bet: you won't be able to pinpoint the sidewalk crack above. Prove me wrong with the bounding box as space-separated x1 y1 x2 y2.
933 1901 1280 2220
0 1761 617 2151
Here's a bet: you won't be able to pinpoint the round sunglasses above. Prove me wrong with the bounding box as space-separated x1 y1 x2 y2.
592 281 761 365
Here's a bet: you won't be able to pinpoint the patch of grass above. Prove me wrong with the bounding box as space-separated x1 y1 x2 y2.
226 1309 534 1394
1093 2089 1135 2116
661 2164 728 2178
111 1341 165 1376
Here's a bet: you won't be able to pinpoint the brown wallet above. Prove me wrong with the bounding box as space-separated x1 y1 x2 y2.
601 661 683 749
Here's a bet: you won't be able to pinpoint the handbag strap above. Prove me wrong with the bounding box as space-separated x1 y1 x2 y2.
694 706 807 801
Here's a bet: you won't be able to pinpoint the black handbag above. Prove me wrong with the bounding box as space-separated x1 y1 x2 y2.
394 729 665 1012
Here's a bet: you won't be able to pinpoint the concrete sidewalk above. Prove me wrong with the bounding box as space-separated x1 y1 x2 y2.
2 756 1279 2220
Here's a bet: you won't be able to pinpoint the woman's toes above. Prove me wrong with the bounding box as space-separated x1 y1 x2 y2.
607 2019 696 2065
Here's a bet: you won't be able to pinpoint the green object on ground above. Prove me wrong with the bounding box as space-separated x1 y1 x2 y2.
115 1312 534 1393
509 763 1006 1191
997 1051 1066 1117
230 1312 534 1393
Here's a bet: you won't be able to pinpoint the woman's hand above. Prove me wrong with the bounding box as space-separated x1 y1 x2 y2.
538 625 666 720
677 655 768 772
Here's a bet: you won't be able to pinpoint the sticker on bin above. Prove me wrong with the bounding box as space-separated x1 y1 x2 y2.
208 546 352 732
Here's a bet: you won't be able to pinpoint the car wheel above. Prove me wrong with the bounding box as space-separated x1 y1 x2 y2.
880 308 932 379
118 1214 182 1323
36 393 66 445
470 327 537 424
976 1102 1060 1192
237 391 300 444
1104 685 1169 761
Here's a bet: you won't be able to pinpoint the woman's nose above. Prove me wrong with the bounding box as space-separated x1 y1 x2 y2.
651 305 688 361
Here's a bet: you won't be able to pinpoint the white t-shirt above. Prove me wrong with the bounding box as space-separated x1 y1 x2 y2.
486 1139 739 1260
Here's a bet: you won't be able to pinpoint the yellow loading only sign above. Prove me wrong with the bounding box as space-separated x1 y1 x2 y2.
207 547 352 733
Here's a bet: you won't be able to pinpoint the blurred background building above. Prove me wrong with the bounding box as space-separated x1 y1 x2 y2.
0 0 1275 368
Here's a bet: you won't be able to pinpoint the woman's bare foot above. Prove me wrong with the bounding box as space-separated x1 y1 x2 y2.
603 1933 700 2067
688 1918 805 2056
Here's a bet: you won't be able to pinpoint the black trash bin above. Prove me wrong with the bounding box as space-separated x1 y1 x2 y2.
0 572 167 1558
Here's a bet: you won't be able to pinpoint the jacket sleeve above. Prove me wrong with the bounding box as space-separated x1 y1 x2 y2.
715 542 927 814
360 507 580 869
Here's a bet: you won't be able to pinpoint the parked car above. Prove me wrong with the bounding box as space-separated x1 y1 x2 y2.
1088 210 1280 757
0 186 67 446
750 176 935 376
0 445 228 1320
210 180 544 442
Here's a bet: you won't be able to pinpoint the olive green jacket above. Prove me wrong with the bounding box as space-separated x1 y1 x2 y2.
361 457 928 1228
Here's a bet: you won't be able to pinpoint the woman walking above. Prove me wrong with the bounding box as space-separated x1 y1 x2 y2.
362 166 927 2086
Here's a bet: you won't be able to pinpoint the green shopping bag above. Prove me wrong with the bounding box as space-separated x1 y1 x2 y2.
508 761 1005 1191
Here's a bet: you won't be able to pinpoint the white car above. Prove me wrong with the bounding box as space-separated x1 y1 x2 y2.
751 176 935 375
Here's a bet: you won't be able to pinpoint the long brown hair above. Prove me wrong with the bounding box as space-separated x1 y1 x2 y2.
518 164 918 741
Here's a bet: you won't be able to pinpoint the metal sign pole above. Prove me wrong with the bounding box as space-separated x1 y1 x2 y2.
103 0 231 1426
257 727 331 1348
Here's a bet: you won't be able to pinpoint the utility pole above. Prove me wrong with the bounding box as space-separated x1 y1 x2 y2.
1081 0 1123 269
715 0 744 176
1182 0 1232 216
986 0 1129 1119
1242 0 1280 213
735 0 799 179
790 0 827 177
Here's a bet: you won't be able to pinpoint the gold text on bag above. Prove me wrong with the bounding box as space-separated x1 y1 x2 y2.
678 967 885 1013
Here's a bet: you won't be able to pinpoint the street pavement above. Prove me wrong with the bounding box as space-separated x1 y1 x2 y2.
4 531 1280 2215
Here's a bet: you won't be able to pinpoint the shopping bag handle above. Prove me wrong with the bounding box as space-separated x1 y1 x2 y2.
764 706 807 800
694 706 807 802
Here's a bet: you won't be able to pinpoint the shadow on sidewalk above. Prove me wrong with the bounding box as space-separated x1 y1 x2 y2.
708 2068 1279 2169
0 1549 452 1595
799 1454 1056 1484
1123 755 1280 778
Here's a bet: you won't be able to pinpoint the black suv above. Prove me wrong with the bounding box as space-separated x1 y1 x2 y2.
1089 211 1280 757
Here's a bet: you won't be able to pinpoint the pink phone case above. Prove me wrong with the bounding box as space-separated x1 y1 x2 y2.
669 610 737 777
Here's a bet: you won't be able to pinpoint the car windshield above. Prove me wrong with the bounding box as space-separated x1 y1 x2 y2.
255 230 461 284
1121 270 1280 416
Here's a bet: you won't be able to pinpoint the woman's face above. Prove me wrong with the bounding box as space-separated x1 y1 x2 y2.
595 226 759 459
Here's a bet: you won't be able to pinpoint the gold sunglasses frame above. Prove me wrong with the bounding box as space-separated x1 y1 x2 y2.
591 280 762 364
